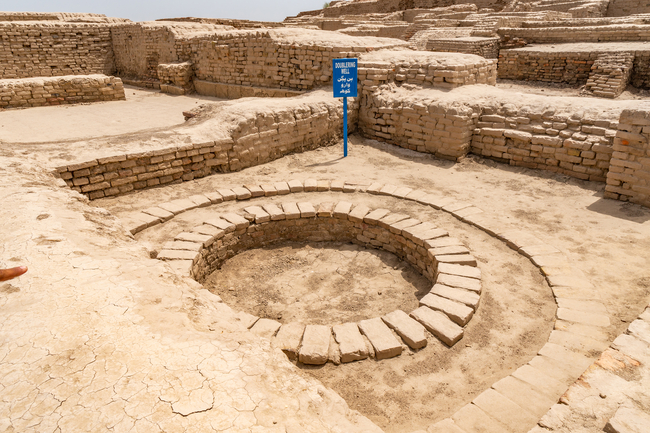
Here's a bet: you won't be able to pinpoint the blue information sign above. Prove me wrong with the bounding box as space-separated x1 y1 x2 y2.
333 58 357 157
332 58 358 98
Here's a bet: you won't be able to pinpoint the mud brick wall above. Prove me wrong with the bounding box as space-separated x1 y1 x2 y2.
338 24 410 39
499 49 650 88
55 98 357 199
606 0 650 17
498 50 597 84
497 25 650 44
227 99 357 171
111 25 403 92
426 38 500 59
111 24 183 81
155 17 285 29
110 23 233 82
471 106 616 181
194 80 304 99
157 62 193 89
358 56 497 93
193 214 433 283
322 0 459 17
0 74 125 108
584 53 634 98
193 30 395 91
0 12 60 21
359 92 480 161
0 22 115 79
604 109 650 206
631 53 650 88
0 12 115 22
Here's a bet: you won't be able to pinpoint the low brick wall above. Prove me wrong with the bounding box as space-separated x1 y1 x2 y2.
157 62 193 94
55 97 357 199
0 75 125 108
583 53 634 98
604 108 650 206
497 25 650 45
0 22 115 79
471 107 616 181
0 12 125 23
110 22 235 83
606 0 650 17
359 91 480 161
337 23 410 39
194 80 304 99
194 29 405 91
190 208 435 283
498 46 650 88
498 50 597 84
358 83 618 179
358 51 497 93
426 37 500 59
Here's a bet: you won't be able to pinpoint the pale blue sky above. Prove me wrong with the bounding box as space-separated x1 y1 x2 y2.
2 0 328 22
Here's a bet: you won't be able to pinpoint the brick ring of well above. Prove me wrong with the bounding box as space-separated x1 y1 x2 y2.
156 197 482 365
128 178 614 428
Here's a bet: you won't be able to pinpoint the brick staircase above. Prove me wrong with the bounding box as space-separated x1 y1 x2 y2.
402 23 431 40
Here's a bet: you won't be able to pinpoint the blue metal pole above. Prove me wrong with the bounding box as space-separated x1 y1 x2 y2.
343 97 348 157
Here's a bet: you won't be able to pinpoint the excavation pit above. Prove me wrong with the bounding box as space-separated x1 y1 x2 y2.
133 178 559 431
204 241 430 326
158 200 485 364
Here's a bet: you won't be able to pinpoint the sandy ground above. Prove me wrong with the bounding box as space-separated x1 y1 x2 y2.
0 86 224 144
95 132 650 432
128 180 556 432
205 242 430 325
4 87 650 432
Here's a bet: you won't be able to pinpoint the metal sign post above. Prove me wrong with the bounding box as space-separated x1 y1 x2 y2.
332 58 358 157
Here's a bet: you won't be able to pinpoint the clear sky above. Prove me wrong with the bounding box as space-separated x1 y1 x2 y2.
3 0 329 22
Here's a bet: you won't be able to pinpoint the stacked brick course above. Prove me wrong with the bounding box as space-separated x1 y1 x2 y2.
194 29 404 91
110 22 234 83
0 12 119 22
471 106 616 181
358 51 497 93
426 37 500 59
157 62 194 94
498 46 650 87
583 53 634 98
497 25 650 44
0 22 115 79
55 97 356 199
606 0 650 17
192 208 435 282
498 50 597 83
360 92 480 161
604 108 650 206
0 74 125 108
193 81 304 99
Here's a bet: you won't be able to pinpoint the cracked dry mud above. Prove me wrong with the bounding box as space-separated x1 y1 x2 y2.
205 242 428 325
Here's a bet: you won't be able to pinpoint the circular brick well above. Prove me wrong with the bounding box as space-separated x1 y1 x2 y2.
159 199 482 365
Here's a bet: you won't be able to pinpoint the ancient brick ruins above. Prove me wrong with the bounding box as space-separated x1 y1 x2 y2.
1 3 650 433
